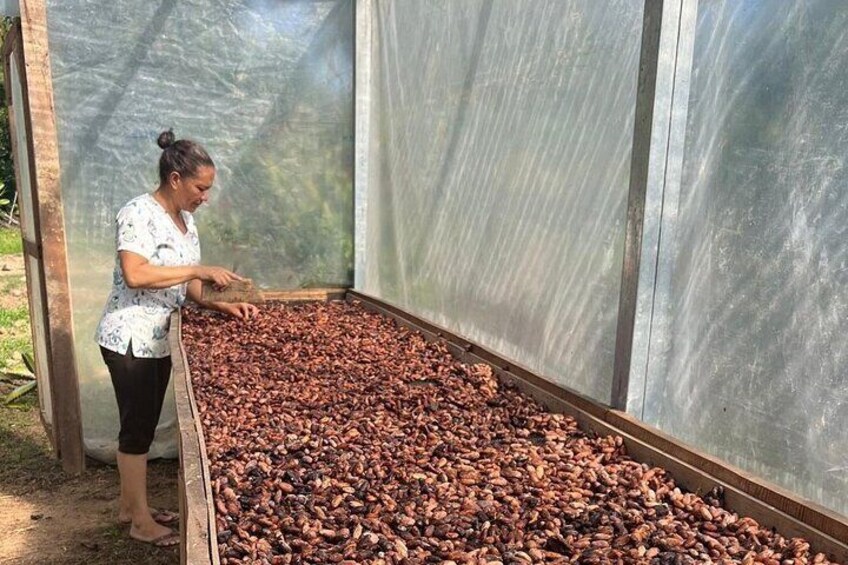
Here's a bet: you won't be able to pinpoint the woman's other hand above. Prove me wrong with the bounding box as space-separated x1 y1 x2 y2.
197 265 243 290
216 302 259 320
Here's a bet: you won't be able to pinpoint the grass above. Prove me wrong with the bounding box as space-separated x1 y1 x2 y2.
1 227 31 373
0 305 28 324
0 226 22 255
0 273 25 293
0 228 47 484
0 306 31 372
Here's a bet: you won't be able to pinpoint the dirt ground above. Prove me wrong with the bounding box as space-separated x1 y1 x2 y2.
0 254 25 310
0 253 23 274
0 230 180 565
0 442 179 565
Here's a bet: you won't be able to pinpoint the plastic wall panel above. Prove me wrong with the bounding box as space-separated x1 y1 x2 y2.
363 1 644 402
46 0 353 460
643 1 848 517
0 1 19 17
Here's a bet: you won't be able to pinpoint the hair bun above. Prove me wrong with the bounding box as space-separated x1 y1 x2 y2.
157 129 176 150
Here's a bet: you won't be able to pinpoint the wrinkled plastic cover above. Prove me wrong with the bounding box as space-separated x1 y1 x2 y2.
46 0 353 461
0 0 19 17
643 1 848 517
362 1 644 403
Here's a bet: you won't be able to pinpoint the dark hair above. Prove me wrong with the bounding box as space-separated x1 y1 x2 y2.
156 129 215 184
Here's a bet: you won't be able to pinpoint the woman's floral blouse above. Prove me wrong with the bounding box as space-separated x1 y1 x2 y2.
95 193 200 358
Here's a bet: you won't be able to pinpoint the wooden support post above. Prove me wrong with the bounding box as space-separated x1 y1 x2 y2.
16 0 84 473
611 0 666 411
354 0 371 289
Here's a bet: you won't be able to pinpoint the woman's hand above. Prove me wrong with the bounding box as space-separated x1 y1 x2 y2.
196 265 243 290
186 280 257 319
215 302 259 320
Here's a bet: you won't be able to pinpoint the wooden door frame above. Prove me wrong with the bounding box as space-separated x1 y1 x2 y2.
3 4 84 474
2 20 55 449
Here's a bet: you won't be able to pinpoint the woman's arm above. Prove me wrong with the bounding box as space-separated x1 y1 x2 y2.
186 278 258 320
120 251 240 290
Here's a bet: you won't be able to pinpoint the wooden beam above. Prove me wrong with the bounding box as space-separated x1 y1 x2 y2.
354 0 372 289
611 0 666 411
170 312 220 565
261 288 348 303
17 0 84 473
2 20 56 452
346 290 848 562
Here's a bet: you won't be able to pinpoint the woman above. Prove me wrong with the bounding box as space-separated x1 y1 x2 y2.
96 130 258 547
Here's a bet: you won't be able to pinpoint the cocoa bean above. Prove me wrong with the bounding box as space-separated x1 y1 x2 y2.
182 303 840 565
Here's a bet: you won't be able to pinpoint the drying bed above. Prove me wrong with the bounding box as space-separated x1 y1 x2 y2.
181 302 838 565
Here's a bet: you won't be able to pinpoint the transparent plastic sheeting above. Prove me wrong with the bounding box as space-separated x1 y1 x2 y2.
363 1 644 402
0 0 19 17
46 0 354 461
642 1 848 517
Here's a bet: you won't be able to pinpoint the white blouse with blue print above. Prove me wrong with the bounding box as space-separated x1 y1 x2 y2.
95 193 201 358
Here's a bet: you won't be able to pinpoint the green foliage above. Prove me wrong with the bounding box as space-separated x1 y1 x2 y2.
0 304 35 404
190 5 354 289
198 120 354 289
21 351 34 375
0 305 28 326
4 379 36 404
0 227 22 255
0 17 17 209
0 307 31 375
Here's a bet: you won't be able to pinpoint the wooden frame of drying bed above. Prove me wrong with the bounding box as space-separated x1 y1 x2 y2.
171 290 848 565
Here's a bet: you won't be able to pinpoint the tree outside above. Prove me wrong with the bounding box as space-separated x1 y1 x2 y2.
0 16 16 215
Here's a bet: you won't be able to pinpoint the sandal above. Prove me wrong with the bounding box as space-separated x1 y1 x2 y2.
151 509 179 526
119 508 180 526
130 528 180 547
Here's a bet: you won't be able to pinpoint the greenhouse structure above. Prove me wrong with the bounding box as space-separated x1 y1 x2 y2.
3 0 847 562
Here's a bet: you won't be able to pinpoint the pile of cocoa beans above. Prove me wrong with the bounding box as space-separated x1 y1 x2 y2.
182 302 838 565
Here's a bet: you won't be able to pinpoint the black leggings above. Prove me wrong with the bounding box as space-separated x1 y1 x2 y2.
100 344 172 455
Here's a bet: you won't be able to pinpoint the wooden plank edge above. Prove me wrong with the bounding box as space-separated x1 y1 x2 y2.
604 410 848 538
346 290 848 562
170 312 218 565
170 311 211 564
261 288 348 302
179 313 222 565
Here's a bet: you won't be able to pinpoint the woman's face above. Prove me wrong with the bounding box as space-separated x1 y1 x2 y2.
171 165 215 213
